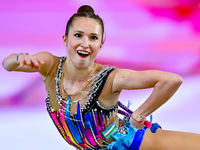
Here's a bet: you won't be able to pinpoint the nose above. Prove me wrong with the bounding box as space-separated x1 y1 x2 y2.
80 37 89 48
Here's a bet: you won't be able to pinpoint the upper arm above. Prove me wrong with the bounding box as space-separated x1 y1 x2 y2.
112 69 182 92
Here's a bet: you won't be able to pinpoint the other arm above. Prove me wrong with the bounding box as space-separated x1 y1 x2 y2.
113 69 183 128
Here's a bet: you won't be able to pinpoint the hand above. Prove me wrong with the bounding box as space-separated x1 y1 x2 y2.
18 54 44 71
130 117 145 129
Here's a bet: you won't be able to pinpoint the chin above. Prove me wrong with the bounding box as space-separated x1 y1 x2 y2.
75 61 94 69
75 62 90 69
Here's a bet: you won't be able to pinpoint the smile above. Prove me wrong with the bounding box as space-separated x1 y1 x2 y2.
77 50 90 58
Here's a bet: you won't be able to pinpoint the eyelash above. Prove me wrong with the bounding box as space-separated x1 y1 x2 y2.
74 33 81 38
74 34 98 40
91 36 98 40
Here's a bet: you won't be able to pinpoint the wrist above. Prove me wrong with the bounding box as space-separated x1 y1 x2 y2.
131 109 146 124
16 53 29 64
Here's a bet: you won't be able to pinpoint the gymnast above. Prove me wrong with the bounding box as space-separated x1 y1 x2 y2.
2 5 200 150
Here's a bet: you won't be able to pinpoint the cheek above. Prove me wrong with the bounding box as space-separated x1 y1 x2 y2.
68 39 76 48
93 42 102 51
68 41 78 52
67 45 77 58
91 45 101 58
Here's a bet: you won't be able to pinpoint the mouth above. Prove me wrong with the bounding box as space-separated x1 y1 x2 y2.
77 50 90 58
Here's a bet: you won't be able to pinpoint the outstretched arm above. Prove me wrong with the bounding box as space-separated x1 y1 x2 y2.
2 52 54 77
113 69 183 128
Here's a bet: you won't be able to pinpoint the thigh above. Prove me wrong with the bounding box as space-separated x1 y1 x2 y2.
140 128 200 150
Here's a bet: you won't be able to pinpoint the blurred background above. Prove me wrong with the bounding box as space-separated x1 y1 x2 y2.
0 0 200 149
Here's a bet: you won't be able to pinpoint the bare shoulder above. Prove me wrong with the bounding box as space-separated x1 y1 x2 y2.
112 69 136 92
34 51 55 76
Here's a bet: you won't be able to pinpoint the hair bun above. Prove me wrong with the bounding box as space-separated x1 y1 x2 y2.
77 5 94 14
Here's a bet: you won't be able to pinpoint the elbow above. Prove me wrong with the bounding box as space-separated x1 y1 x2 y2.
2 60 13 72
2 61 8 71
2 67 12 72
169 74 183 88
4 68 13 72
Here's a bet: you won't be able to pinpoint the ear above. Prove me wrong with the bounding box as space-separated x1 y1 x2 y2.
62 35 68 46
99 41 104 51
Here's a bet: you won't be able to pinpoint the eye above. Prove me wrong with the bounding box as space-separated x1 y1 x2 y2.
91 36 98 40
74 33 82 38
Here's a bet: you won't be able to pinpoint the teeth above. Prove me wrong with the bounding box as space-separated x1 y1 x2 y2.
77 51 89 55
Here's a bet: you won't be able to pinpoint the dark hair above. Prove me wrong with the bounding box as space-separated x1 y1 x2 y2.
65 5 105 42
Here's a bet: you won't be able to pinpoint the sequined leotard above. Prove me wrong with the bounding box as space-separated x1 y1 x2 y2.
44 56 155 150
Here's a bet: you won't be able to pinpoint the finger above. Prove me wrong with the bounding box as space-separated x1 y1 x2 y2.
36 58 45 64
19 56 31 67
29 62 39 71
32 59 39 66
25 58 32 65
29 63 34 69
19 59 25 67
32 59 43 70
29 59 42 71
33 65 40 71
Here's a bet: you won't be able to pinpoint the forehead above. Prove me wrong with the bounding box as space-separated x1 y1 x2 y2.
70 17 102 34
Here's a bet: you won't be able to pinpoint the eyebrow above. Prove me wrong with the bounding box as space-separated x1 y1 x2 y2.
74 30 99 36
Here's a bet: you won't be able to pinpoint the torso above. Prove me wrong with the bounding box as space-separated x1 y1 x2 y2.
44 56 122 149
44 56 120 111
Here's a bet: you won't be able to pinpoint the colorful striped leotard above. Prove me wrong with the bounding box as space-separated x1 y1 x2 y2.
44 56 157 150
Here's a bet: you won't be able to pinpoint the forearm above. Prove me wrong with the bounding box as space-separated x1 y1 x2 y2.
2 53 19 71
137 74 183 118
130 74 183 128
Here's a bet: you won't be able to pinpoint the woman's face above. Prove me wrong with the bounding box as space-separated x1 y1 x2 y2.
63 17 103 69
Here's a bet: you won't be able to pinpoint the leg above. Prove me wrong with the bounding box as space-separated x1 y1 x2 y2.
140 128 200 150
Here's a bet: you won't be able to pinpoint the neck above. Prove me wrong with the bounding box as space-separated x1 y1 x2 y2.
64 59 94 83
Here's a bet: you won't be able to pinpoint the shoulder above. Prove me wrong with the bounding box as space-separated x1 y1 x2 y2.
36 52 61 76
95 62 117 72
112 68 143 92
